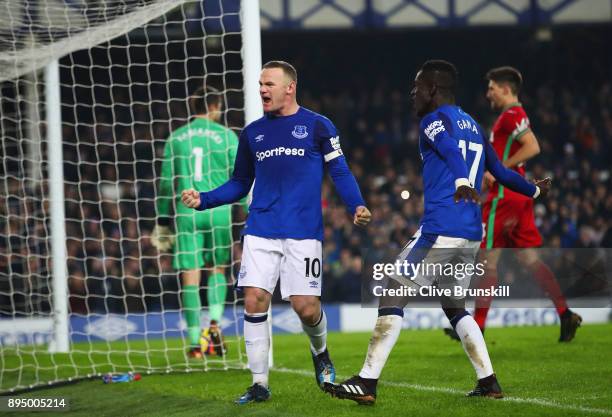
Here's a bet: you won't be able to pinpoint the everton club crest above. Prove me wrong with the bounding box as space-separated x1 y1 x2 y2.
292 125 308 139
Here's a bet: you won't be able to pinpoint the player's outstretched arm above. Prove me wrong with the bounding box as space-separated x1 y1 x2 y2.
185 132 255 211
326 156 370 227
431 130 470 187
195 166 254 210
484 141 549 198
422 114 478 203
317 117 370 225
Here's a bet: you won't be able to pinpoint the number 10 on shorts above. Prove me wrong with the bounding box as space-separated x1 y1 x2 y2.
304 257 321 278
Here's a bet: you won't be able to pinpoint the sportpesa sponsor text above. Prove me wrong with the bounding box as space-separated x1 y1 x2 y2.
256 146 305 162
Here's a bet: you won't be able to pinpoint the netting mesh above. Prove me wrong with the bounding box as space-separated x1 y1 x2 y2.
0 0 249 393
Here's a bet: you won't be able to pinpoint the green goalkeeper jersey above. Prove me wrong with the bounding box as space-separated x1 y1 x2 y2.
157 117 239 217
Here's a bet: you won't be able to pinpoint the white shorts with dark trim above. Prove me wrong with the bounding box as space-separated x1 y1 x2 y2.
392 227 481 300
237 235 323 300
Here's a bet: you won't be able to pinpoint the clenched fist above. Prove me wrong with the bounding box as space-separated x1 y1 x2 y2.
354 205 372 227
182 189 201 209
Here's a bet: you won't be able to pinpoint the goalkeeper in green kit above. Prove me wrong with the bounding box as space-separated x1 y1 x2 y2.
152 86 238 358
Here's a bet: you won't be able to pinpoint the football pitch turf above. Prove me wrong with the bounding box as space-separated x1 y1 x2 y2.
2 323 611 417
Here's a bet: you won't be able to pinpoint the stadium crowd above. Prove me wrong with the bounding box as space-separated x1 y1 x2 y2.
1 36 611 314
317 80 612 301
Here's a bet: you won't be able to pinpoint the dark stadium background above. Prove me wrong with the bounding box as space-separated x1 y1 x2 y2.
1 22 610 314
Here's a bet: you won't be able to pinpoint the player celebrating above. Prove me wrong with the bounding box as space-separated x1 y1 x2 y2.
444 67 581 342
181 60 371 404
152 86 237 358
324 60 551 404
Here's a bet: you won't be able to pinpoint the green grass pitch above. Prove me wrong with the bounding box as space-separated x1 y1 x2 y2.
2 323 611 417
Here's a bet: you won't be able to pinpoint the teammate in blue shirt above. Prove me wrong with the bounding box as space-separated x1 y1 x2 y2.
324 60 551 404
182 60 371 404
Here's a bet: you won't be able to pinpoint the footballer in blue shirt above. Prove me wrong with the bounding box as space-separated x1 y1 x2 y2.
182 61 371 404
324 60 551 405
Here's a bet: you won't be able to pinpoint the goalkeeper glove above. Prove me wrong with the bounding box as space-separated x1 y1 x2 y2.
151 225 175 251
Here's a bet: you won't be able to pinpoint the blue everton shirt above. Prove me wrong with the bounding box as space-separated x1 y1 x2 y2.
419 104 537 241
197 106 365 241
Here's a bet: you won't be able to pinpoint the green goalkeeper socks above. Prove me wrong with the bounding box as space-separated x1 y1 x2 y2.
207 273 227 322
182 284 201 347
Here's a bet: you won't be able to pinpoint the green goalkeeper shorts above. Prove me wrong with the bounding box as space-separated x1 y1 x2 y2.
174 205 232 270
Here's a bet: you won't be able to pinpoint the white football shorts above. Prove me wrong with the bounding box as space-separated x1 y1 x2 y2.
238 235 323 300
392 227 481 300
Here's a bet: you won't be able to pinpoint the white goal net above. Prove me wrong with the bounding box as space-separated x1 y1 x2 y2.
0 0 255 393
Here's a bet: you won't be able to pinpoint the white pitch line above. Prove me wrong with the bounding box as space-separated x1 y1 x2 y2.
273 367 612 416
